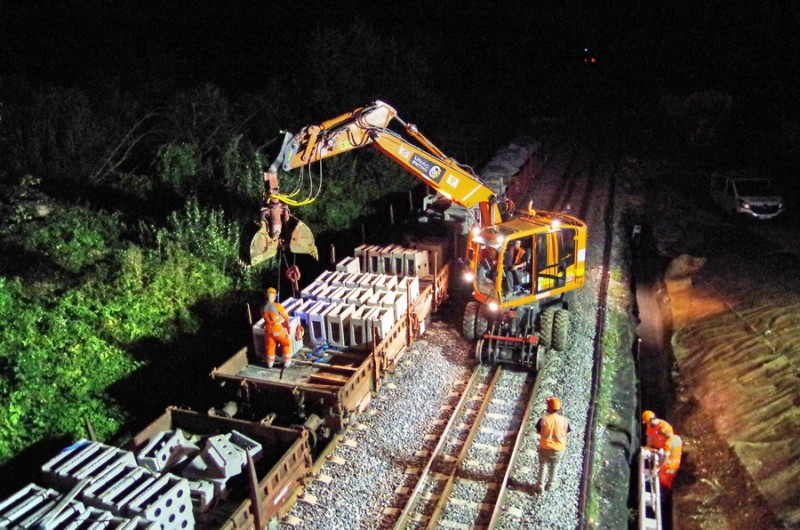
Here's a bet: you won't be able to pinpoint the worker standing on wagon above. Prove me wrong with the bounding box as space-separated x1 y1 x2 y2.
655 423 682 490
534 396 571 493
642 410 673 450
262 287 293 368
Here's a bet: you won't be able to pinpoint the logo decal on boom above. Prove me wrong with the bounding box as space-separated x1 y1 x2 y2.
409 153 444 183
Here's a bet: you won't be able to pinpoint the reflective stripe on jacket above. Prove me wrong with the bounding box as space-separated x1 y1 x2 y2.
537 413 570 451
262 302 289 332
662 434 682 470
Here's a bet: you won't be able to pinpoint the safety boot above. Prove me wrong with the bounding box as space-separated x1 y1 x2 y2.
284 359 294 368
267 360 274 368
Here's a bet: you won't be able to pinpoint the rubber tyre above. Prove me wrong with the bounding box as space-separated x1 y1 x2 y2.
552 309 570 351
475 304 490 338
462 301 480 341
539 308 556 348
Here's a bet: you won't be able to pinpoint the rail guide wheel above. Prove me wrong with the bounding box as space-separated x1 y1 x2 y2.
475 338 486 363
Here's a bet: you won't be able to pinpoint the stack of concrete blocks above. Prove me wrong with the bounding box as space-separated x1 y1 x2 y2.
0 483 65 529
41 440 138 490
350 305 395 350
122 473 194 528
391 245 408 276
325 303 354 348
354 244 376 273
335 255 360 274
378 244 400 275
282 244 430 350
0 483 157 530
136 428 199 474
398 275 420 304
380 289 409 321
39 440 194 528
82 459 150 510
367 245 386 274
402 247 430 278
293 298 320 345
182 430 262 508
305 301 333 346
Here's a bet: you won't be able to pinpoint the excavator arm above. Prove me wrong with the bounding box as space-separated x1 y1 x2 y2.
268 100 503 227
251 100 504 265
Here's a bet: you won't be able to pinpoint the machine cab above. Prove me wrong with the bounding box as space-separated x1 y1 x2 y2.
466 218 584 309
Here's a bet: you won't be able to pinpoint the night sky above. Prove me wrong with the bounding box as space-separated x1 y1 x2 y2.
2 2 799 125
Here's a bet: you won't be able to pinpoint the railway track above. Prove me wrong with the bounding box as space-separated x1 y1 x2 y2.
281 136 623 530
387 365 535 530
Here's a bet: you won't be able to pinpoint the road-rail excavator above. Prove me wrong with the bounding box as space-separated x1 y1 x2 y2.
251 101 587 368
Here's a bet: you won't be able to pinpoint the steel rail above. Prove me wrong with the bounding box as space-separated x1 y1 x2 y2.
485 372 538 530
391 365 487 529
424 366 505 529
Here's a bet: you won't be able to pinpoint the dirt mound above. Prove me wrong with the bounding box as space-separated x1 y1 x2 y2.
670 249 800 528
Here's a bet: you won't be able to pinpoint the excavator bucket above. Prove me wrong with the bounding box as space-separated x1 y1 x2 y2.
249 221 279 266
287 218 319 259
248 217 318 266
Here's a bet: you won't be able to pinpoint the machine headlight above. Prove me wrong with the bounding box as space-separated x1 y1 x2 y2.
463 271 475 282
488 301 499 311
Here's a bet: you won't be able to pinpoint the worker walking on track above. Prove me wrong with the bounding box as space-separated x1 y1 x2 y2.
642 410 673 450
534 396 571 493
656 423 682 490
262 287 293 368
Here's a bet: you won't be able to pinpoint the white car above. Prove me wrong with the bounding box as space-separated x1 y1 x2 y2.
709 172 785 220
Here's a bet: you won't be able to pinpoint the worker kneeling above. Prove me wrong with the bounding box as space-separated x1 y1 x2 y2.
262 287 294 368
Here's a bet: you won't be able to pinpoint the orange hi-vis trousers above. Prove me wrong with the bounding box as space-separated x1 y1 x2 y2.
659 434 683 490
265 327 292 365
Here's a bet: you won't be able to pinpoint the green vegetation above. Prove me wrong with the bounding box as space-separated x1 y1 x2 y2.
0 197 253 461
0 18 456 465
587 234 638 527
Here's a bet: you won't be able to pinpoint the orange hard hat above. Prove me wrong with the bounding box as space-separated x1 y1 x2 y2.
642 410 656 424
266 287 277 295
547 396 561 411
657 423 673 436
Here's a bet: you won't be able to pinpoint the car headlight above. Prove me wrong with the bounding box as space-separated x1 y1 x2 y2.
739 199 751 209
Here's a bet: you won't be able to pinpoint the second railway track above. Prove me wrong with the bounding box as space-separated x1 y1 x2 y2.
388 365 535 530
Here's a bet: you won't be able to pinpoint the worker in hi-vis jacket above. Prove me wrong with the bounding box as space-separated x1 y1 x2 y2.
262 287 293 368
